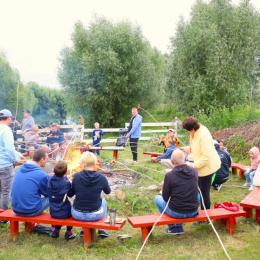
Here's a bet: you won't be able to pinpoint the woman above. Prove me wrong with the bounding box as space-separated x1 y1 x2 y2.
71 151 111 237
181 117 221 210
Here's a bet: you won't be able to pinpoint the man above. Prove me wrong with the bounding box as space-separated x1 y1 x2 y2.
0 109 24 222
17 109 35 153
151 139 177 170
212 141 232 191
154 149 199 235
126 107 143 162
11 148 50 216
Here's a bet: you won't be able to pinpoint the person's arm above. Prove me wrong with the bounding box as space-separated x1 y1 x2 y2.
162 174 171 202
102 176 111 195
100 130 104 136
39 175 50 197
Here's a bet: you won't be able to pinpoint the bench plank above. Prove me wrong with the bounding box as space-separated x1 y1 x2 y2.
0 210 126 247
143 152 163 162
128 208 246 244
231 163 249 179
240 187 260 222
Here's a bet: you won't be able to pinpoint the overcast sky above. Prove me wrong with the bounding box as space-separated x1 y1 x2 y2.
1 0 260 88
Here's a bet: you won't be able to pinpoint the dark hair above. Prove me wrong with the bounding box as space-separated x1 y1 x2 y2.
0 117 8 121
216 139 222 143
33 148 48 162
182 117 200 131
54 161 67 177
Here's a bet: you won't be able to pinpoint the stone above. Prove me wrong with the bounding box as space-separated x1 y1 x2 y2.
147 185 158 191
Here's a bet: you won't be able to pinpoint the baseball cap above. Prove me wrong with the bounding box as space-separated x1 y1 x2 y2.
51 123 58 127
0 109 12 118
24 109 31 114
168 128 175 133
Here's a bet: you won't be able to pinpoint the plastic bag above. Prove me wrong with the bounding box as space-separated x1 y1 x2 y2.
214 202 239 212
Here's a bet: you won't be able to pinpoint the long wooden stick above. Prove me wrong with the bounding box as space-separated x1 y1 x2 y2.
62 193 67 203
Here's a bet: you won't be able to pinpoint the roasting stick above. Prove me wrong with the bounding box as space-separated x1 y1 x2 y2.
63 193 67 203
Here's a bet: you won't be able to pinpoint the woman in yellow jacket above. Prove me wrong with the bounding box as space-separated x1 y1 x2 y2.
181 117 221 210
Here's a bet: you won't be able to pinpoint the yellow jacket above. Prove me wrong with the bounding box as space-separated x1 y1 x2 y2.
186 125 221 177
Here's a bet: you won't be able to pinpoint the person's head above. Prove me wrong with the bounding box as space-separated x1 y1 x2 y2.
167 129 175 138
31 124 39 134
80 151 97 169
171 149 185 166
131 107 138 117
54 160 68 177
249 147 259 159
41 145 51 153
182 117 200 133
33 148 49 167
94 122 100 129
23 109 31 118
216 139 224 150
51 123 59 133
0 109 12 125
166 138 175 148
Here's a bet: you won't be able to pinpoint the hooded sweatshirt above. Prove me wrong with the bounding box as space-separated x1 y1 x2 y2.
47 175 75 219
249 147 259 170
127 114 143 138
162 164 198 213
72 170 111 212
11 161 49 214
0 124 22 168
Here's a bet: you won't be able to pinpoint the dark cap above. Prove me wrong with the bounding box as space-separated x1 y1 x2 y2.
0 109 12 118
51 123 58 127
24 109 30 114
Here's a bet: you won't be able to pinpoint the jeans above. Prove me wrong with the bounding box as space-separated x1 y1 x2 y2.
130 138 139 161
15 198 49 216
71 198 107 221
154 195 198 230
245 170 256 184
0 165 14 210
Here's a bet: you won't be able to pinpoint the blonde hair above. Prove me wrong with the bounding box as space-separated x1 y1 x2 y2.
79 151 97 166
31 125 39 132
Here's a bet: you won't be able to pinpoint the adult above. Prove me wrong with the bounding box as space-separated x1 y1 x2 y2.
0 109 23 223
154 149 199 235
71 151 111 238
216 139 228 152
126 107 143 162
17 109 35 153
181 116 221 211
11 148 50 216
212 141 232 191
9 116 18 151
152 139 177 169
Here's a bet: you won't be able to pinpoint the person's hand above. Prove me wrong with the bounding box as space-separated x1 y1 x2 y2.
186 162 196 168
151 157 158 162
160 181 164 187
180 147 186 152
48 133 53 137
126 134 129 138
22 129 27 134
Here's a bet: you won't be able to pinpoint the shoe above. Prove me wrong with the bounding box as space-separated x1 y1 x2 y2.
65 232 77 241
164 226 184 235
0 220 9 225
51 231 59 238
243 182 250 187
214 184 222 191
98 229 109 238
80 230 84 237
249 185 255 191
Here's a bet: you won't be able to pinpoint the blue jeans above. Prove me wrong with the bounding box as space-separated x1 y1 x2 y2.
154 195 198 230
15 198 49 216
245 170 256 184
0 165 14 210
71 198 107 221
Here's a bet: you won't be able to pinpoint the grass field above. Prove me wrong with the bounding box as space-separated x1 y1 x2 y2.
0 140 259 260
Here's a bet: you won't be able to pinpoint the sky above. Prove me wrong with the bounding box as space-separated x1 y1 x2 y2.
1 0 260 89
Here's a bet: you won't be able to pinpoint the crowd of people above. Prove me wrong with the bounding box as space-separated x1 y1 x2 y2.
0 107 257 240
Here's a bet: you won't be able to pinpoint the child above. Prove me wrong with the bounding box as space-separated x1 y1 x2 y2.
243 147 259 190
163 129 180 152
47 160 76 240
24 124 42 159
92 122 104 155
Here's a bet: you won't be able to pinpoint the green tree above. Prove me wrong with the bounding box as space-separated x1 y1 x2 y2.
58 16 165 127
167 0 260 115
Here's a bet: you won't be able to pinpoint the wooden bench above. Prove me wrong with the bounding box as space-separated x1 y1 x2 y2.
143 152 163 162
240 187 260 222
128 208 246 244
231 163 249 179
0 209 126 248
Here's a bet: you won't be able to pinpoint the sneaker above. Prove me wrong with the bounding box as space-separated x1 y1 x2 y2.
65 232 77 241
98 229 109 238
0 220 9 225
164 226 184 235
216 184 222 191
249 185 255 191
243 182 250 187
51 231 59 238
80 230 84 237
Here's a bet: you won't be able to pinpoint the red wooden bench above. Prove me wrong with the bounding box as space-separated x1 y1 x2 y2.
143 152 163 162
231 163 249 179
240 187 260 222
128 208 246 244
0 209 126 248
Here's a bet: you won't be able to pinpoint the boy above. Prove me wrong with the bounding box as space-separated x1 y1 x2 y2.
47 160 76 240
92 122 104 155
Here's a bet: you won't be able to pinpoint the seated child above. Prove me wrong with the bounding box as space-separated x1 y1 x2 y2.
47 160 76 240
243 147 259 190
24 124 42 159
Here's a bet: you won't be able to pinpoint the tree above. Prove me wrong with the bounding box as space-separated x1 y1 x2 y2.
58 16 165 127
167 0 260 115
